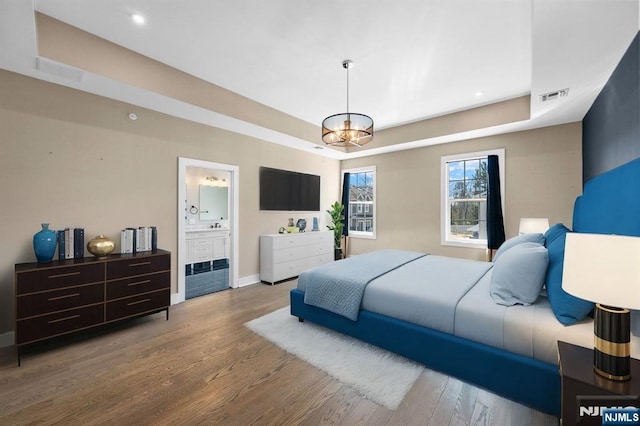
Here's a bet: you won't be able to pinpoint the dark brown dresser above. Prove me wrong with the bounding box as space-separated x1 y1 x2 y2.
15 249 171 365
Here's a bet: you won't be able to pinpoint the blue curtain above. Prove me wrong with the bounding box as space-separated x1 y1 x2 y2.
341 173 350 236
486 155 505 249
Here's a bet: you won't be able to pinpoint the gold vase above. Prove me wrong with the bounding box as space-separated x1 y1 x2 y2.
87 235 115 258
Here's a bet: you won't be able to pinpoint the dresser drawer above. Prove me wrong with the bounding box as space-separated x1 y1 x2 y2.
16 304 104 345
306 242 333 257
307 253 334 269
273 259 307 282
106 289 170 322
307 232 332 245
106 254 170 280
17 283 104 319
16 263 104 295
107 271 170 300
272 235 307 250
273 247 307 264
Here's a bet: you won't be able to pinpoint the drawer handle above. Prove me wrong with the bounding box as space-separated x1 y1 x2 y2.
127 298 151 306
48 314 80 324
127 280 151 287
48 293 80 301
129 261 151 267
48 271 81 279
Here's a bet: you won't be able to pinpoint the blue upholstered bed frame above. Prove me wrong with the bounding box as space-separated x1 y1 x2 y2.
290 157 640 416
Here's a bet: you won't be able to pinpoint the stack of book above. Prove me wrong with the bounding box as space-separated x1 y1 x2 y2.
120 226 157 254
57 227 85 260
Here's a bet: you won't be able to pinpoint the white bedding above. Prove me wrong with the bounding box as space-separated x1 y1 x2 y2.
298 254 639 366
362 255 491 334
455 271 593 365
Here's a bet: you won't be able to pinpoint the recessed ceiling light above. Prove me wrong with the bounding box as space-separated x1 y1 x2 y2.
130 13 145 25
475 91 484 97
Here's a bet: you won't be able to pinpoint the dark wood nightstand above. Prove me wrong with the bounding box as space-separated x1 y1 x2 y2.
558 341 640 425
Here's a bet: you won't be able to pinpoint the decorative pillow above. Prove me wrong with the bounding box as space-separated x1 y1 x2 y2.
493 232 545 262
490 242 549 306
543 224 594 325
544 223 570 247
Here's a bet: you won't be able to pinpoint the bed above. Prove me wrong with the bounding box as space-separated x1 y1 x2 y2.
290 157 640 416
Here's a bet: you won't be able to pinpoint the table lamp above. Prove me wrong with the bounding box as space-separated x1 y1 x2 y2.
562 233 640 381
519 218 550 235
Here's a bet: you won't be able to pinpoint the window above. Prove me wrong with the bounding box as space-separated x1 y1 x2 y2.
441 149 504 248
343 166 376 239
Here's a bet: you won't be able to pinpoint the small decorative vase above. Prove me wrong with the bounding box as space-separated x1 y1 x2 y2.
87 235 115 259
33 223 57 262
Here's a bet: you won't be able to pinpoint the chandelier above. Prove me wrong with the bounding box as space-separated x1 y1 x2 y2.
322 60 373 147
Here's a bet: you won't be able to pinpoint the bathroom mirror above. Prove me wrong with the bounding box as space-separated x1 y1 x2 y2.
199 185 229 221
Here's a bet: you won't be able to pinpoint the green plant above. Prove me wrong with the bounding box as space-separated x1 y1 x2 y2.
326 201 345 249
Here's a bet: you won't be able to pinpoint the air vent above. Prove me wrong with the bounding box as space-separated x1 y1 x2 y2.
36 57 85 83
539 88 569 102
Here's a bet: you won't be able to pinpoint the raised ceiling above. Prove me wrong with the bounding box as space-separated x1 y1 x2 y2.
1 1 639 159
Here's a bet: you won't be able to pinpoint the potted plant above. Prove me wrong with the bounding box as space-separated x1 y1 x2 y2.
326 201 345 260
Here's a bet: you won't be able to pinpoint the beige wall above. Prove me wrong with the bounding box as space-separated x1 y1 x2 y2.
0 68 584 337
0 70 340 335
341 123 583 260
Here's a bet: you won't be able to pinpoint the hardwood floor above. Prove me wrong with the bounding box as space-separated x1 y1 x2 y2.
0 280 559 425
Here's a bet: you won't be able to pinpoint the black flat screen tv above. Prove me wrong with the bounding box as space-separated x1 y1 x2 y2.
259 166 320 211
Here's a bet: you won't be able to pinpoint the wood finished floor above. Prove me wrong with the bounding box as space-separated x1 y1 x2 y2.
0 280 559 425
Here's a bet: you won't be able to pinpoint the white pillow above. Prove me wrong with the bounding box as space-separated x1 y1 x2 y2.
490 242 549 306
493 233 545 262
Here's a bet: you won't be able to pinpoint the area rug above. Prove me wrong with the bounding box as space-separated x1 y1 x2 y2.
245 307 424 410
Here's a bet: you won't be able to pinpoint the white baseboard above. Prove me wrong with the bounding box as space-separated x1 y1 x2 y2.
0 331 14 349
239 274 260 287
171 292 183 306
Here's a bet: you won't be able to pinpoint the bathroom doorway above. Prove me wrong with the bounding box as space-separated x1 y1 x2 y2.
175 158 239 305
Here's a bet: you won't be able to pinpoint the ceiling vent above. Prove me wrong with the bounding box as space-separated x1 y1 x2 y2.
539 88 569 102
36 57 85 83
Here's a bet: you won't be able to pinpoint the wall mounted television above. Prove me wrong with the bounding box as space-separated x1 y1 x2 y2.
259 166 320 211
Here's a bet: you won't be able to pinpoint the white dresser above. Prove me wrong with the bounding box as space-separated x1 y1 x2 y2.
260 231 333 284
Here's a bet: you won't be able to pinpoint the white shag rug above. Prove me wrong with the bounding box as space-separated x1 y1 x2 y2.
245 307 424 410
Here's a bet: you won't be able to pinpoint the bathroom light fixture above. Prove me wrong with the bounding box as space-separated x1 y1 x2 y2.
322 60 373 147
204 176 228 187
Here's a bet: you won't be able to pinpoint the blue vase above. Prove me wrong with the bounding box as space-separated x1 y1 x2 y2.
33 223 57 262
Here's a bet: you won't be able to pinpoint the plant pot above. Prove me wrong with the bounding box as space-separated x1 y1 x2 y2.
334 248 342 261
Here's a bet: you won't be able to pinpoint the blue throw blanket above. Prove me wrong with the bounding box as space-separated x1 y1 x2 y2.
301 250 427 321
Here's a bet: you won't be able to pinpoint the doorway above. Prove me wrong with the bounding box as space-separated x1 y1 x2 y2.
175 157 239 305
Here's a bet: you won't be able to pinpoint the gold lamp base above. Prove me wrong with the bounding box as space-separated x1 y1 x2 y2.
593 303 631 381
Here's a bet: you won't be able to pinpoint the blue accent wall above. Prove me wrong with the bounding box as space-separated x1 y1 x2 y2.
582 31 640 183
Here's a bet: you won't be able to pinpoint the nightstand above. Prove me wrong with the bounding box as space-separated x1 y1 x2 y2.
558 341 640 425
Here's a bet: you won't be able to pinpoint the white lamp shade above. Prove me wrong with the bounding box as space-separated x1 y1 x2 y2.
562 233 640 310
519 218 549 234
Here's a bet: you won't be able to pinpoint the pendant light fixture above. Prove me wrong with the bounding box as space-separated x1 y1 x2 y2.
322 60 374 147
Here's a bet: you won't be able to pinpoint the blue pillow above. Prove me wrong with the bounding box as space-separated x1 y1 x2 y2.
490 242 549 306
493 232 545 262
544 223 570 247
543 224 594 325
